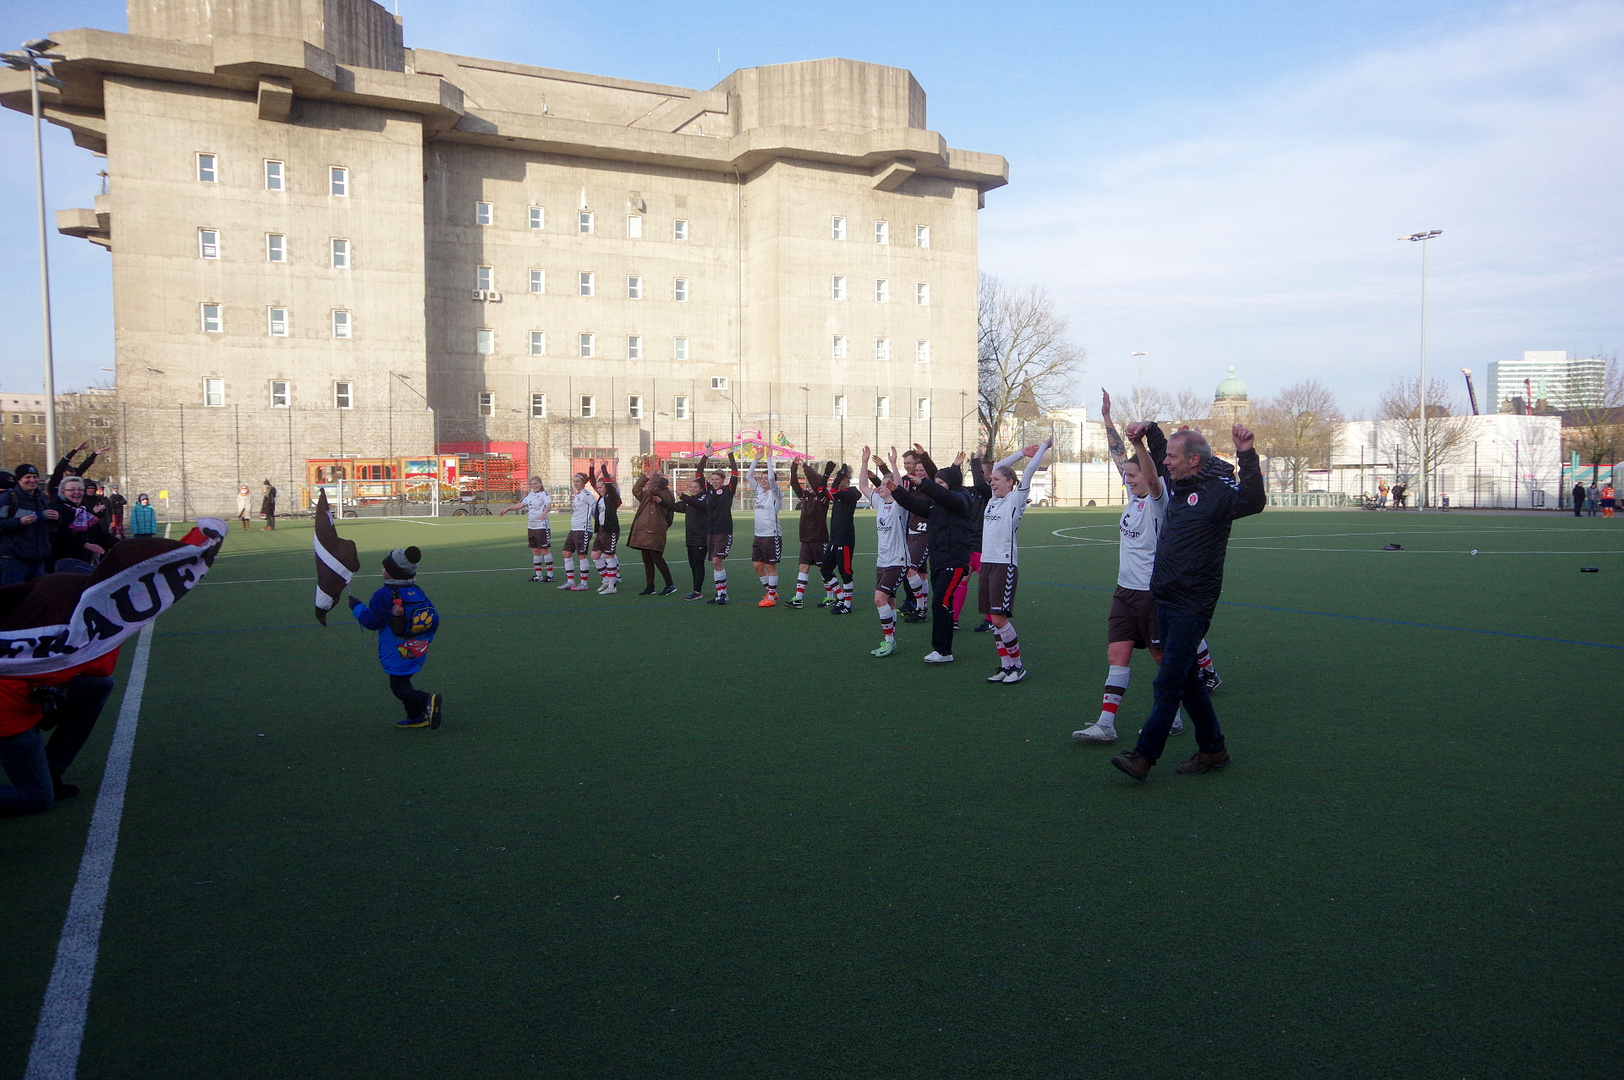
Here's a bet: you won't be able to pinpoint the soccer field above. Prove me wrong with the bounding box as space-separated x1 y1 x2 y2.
5 509 1620 1079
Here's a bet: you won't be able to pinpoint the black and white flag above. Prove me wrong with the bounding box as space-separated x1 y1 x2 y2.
313 489 359 624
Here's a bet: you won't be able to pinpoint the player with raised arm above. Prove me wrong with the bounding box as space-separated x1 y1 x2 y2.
695 452 739 604
978 437 1052 683
898 450 932 622
748 453 784 607
787 459 836 608
558 471 597 591
498 477 554 582
587 464 623 594
821 465 860 614
858 447 909 656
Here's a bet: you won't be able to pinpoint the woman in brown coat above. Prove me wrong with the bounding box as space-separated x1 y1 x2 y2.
629 464 678 595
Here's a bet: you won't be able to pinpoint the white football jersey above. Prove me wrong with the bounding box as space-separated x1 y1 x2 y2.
980 485 1030 565
521 490 552 530
569 488 596 531
1117 486 1167 590
754 482 783 536
870 491 909 567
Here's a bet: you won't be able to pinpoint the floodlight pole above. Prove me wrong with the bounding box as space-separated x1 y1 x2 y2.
1401 230 1442 510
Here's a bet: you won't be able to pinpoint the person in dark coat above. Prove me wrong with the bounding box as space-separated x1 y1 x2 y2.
629 465 677 595
673 475 712 600
260 479 278 530
0 464 59 585
890 458 978 663
48 476 115 572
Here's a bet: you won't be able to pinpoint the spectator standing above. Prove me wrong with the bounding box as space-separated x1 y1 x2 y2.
129 493 158 538
49 477 115 572
1377 479 1389 509
107 484 128 538
1573 481 1587 517
0 464 59 585
1587 482 1600 517
237 484 252 530
260 479 278 530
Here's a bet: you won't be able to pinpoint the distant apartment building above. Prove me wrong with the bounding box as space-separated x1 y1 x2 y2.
0 0 1006 514
1486 351 1607 412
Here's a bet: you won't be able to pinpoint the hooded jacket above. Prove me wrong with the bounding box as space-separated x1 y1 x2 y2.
890 465 977 569
1149 448 1266 617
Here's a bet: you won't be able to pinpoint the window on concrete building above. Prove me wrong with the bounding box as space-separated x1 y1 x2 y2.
196 153 217 183
201 304 222 333
673 219 689 241
331 239 351 269
673 337 689 360
270 380 289 408
876 395 889 420
268 308 289 337
198 229 219 259
329 166 348 197
529 206 545 229
831 275 846 301
874 220 889 244
875 279 888 303
916 282 929 305
529 331 545 356
475 328 494 354
264 160 284 191
579 333 595 358
265 234 286 262
332 310 352 338
627 335 643 360
674 395 690 420
875 338 890 362
478 392 495 417
915 224 930 248
915 339 930 363
529 269 545 294
627 276 643 300
916 396 930 420
476 266 494 292
202 378 224 407
832 216 846 240
578 211 594 234
628 395 643 420
626 215 642 238
579 395 595 418
475 201 493 226
530 393 547 418
832 335 847 358
579 272 595 296
673 278 689 302
833 394 847 418
334 382 353 409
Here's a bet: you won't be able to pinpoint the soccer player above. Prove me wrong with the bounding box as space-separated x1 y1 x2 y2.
694 452 739 604
748 454 784 606
587 464 622 594
858 447 909 656
898 450 932 622
978 438 1051 683
1111 424 1265 782
821 465 860 614
498 477 554 582
787 459 835 608
558 471 597 591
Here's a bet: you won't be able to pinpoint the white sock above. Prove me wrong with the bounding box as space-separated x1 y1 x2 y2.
1099 664 1131 728
767 574 778 589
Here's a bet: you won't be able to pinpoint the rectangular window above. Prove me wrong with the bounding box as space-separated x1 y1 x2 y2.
874 220 889 244
265 234 286 262
198 229 219 259
579 272 595 297
916 224 930 248
475 328 494 354
578 333 595 358
334 382 353 409
529 331 546 356
476 266 494 292
628 395 643 420
268 307 289 337
831 275 846 301
626 215 642 238
916 396 930 420
478 391 495 417
331 238 350 269
832 335 847 358
673 278 689 302
329 166 348 197
673 219 689 241
529 269 545 294
673 337 689 360
832 216 846 240
916 339 930 363
875 338 890 362
578 211 594 234
196 153 217 183
264 160 284 191
916 282 930 305
627 335 643 360
332 310 352 338
475 202 492 226
202 377 224 407
674 395 690 420
579 395 595 418
876 395 890 420
833 394 847 418
529 206 545 230
710 376 729 391
530 393 547 418
875 279 889 303
270 380 290 408
627 276 643 300
201 303 222 333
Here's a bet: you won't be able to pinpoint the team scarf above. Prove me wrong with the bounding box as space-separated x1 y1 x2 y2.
313 489 359 624
0 520 226 676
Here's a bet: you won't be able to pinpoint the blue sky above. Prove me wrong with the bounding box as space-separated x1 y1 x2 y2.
0 0 1618 417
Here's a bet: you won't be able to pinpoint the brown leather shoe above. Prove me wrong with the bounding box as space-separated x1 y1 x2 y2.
1111 750 1152 782
1176 749 1231 775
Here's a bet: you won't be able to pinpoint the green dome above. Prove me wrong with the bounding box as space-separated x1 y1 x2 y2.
1214 366 1248 400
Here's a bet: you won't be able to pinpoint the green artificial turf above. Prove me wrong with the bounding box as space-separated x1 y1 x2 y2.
3 510 1620 1078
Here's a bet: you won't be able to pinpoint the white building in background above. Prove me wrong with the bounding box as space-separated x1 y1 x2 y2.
1044 408 1110 461
1486 351 1607 412
1326 414 1563 508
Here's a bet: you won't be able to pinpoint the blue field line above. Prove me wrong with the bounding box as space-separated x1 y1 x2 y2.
1030 580 1624 651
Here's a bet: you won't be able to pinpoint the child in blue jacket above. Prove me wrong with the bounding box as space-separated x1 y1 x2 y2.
348 545 442 729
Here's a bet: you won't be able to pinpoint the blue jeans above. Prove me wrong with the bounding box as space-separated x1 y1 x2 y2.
0 557 47 586
1133 606 1225 763
0 674 115 816
0 726 54 815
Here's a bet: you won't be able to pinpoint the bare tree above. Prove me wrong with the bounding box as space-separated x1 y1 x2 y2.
1565 355 1622 486
1172 389 1207 429
978 273 1085 457
1254 379 1343 492
1104 384 1174 426
1377 376 1472 501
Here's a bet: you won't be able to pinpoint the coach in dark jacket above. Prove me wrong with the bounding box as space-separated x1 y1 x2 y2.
1113 424 1266 783
892 461 977 661
0 464 59 585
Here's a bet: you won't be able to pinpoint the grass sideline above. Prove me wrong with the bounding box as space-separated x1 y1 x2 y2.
3 509 1620 1079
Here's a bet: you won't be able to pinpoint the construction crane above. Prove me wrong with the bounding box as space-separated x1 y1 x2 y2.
1461 368 1479 415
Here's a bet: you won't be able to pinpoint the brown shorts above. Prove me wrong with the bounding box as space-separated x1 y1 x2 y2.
592 529 618 555
906 532 929 570
798 541 825 567
875 565 904 597
707 533 733 559
1107 586 1160 649
562 529 590 555
526 527 551 549
751 535 782 564
977 561 1018 616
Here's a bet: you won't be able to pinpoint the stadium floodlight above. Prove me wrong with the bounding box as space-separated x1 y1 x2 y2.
1399 229 1443 511
10 38 67 462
